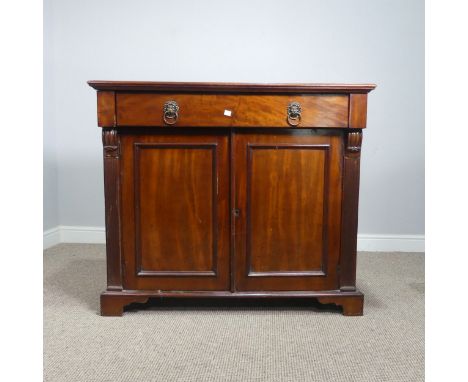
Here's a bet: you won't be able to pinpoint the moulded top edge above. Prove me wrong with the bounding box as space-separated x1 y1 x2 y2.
87 81 376 94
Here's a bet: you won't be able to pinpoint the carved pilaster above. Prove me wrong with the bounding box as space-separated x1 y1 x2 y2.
102 129 120 158
346 130 362 153
102 128 123 291
340 130 363 291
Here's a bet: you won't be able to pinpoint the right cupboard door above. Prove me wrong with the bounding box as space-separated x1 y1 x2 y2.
233 130 343 291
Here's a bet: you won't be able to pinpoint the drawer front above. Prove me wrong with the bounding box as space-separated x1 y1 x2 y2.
116 93 349 128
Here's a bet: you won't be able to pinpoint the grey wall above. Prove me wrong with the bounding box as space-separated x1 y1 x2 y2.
43 0 58 230
43 0 424 235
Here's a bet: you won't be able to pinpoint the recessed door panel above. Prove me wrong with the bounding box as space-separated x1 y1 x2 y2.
137 144 215 275
234 130 343 291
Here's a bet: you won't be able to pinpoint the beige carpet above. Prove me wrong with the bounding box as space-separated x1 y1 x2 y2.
44 244 424 382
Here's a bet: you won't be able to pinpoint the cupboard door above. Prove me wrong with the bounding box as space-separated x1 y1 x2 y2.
120 131 230 291
233 130 343 291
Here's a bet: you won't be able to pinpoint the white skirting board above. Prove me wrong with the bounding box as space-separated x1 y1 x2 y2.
43 226 425 252
43 226 61 250
356 234 424 252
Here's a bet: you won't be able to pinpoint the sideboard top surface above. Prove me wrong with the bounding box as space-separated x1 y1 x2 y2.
87 81 376 94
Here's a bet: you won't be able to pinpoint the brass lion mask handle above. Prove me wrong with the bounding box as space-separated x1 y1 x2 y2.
287 102 302 126
163 101 179 125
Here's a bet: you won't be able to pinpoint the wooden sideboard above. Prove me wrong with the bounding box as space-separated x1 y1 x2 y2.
88 81 375 316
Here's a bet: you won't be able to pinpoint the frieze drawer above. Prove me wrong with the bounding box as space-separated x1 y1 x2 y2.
115 93 350 128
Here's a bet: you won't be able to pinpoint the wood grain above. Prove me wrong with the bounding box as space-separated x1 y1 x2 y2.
233 130 343 291
89 80 376 93
100 290 363 316
120 131 230 291
339 130 363 291
349 94 368 129
135 143 217 275
97 91 115 127
89 81 375 316
247 145 327 274
102 129 122 291
116 93 349 128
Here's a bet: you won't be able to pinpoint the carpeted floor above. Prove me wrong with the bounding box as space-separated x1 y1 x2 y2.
44 244 424 382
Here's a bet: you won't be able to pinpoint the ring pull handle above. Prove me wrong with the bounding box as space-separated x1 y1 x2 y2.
163 101 179 125
287 102 302 127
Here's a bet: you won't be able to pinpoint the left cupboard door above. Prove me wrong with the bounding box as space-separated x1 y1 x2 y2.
120 131 231 291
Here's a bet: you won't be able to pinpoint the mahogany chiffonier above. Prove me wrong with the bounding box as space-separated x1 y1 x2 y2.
88 81 375 316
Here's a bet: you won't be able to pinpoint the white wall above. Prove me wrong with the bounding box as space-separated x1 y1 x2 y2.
43 0 424 249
